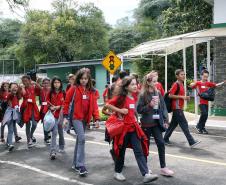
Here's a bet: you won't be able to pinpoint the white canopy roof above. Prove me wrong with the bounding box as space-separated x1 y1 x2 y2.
120 27 226 57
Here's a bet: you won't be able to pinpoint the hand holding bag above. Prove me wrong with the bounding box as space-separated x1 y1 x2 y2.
43 110 55 132
105 114 124 138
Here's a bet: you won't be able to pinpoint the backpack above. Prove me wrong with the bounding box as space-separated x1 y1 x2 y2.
198 87 215 101
164 83 180 113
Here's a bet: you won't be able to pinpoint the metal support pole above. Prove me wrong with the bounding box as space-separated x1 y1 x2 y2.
165 54 168 92
120 55 124 71
193 41 198 115
207 40 211 115
183 47 187 109
13 60 15 81
2 60 4 81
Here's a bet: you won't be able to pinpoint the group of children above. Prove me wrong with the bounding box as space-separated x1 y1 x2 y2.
0 67 225 184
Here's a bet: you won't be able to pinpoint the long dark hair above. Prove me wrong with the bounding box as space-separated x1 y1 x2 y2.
0 82 9 93
115 76 135 107
75 68 93 91
9 82 22 99
50 76 63 99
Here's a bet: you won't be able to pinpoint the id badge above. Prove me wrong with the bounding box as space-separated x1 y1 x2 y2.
153 114 160 120
27 99 33 103
83 95 87 100
129 104 135 109
42 102 47 106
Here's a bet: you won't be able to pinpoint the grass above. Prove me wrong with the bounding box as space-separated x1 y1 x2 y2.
185 98 195 113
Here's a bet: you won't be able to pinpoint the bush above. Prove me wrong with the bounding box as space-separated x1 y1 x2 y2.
99 111 108 121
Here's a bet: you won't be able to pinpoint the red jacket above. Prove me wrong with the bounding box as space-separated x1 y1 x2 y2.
155 82 165 97
107 96 149 157
49 91 65 119
40 88 50 118
21 85 40 123
63 85 100 124
0 91 9 101
7 94 20 108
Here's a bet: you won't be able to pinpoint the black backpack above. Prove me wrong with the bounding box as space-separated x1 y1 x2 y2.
164 83 180 113
199 87 215 101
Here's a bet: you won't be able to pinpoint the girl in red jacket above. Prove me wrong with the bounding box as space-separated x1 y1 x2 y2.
0 82 10 142
63 68 100 176
105 76 158 183
4 83 22 151
20 75 41 148
48 76 65 160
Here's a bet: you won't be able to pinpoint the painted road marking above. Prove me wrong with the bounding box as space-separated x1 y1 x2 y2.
17 131 226 167
0 160 93 185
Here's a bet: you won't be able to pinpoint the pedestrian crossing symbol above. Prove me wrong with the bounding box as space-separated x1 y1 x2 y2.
102 51 122 74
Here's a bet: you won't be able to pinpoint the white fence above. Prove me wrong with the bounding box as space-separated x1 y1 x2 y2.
0 73 47 83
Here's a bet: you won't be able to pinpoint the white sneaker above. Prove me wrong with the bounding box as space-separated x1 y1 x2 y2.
160 167 174 177
114 173 126 181
58 149 65 153
143 173 158 183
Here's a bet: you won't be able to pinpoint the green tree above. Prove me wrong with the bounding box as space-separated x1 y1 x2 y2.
14 1 109 69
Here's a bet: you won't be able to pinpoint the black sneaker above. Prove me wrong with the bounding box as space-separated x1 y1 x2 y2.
79 166 88 176
164 139 172 146
67 130 70 134
190 140 201 148
8 145 14 152
15 136 22 143
50 152 56 160
195 126 203 134
202 128 209 134
32 137 37 144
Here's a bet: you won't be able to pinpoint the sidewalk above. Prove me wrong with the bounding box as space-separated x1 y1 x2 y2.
182 112 226 131
99 111 226 131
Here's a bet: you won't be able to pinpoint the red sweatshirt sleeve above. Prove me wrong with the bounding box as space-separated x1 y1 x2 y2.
159 83 165 96
206 82 216 88
63 86 75 117
35 85 41 96
92 96 100 121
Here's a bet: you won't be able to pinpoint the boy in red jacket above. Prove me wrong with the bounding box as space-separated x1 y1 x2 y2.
164 69 200 148
190 70 226 134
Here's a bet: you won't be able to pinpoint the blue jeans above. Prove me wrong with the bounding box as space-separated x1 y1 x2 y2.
72 120 86 167
7 120 17 145
2 121 18 140
50 118 65 153
115 132 149 176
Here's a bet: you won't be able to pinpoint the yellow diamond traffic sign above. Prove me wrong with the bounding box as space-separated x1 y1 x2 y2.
102 51 122 75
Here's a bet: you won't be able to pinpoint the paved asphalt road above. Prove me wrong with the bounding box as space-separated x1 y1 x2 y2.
0 124 226 185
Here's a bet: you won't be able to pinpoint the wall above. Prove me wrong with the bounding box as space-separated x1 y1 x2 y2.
212 37 226 116
214 0 226 24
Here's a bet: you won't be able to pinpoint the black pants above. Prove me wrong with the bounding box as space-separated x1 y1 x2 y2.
164 110 195 146
197 104 208 130
115 132 148 176
143 126 166 168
